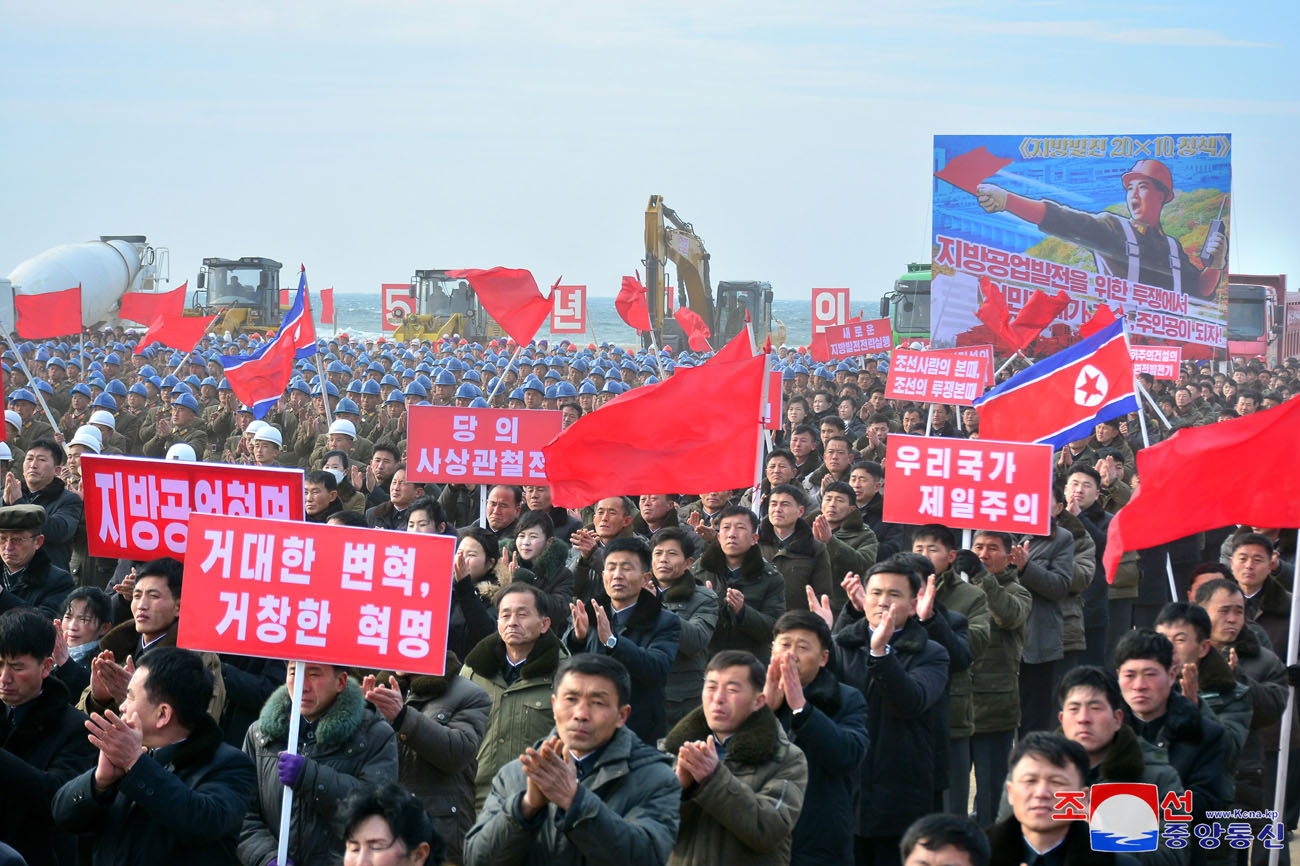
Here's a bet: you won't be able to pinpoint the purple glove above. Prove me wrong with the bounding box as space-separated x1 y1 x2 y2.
277 752 306 787
268 859 294 866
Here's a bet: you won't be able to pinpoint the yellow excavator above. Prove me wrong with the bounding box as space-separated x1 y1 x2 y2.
391 270 507 343
188 256 285 337
644 195 786 352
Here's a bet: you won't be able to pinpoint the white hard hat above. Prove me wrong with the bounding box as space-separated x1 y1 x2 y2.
4 410 20 432
245 420 268 438
0 443 11 461
70 426 102 453
327 419 356 439
89 410 116 430
253 426 283 447
165 443 197 461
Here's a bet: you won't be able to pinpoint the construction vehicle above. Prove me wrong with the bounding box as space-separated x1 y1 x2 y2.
1227 274 1300 366
644 195 786 352
188 256 284 337
2 235 170 333
879 262 933 346
391 270 506 343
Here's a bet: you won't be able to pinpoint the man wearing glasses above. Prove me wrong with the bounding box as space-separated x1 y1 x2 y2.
0 504 73 620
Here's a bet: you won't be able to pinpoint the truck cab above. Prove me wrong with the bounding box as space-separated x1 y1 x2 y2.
879 263 932 344
715 281 780 348
192 257 284 336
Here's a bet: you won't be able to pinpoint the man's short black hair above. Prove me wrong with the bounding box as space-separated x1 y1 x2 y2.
852 459 884 481
496 581 550 619
1114 628 1174 671
1057 665 1123 713
1066 464 1103 487
555 653 632 707
371 441 401 462
823 480 855 502
604 536 652 572
341 782 443 863
457 526 500 563
515 508 554 539
766 448 797 469
1232 532 1275 556
972 530 1014 552
718 505 759 532
27 438 65 466
136 646 214 731
868 386 886 399
651 526 698 560
0 608 55 660
866 555 923 595
706 649 765 691
1189 562 1234 582
327 510 369 527
305 469 338 492
136 557 184 601
1009 732 1089 788
1155 601 1212 643
768 483 806 509
773 610 832 652
1094 446 1126 464
900 814 990 866
1237 388 1262 404
489 485 524 507
791 423 819 441
64 585 112 625
913 524 957 551
820 417 847 433
1194 577 1244 607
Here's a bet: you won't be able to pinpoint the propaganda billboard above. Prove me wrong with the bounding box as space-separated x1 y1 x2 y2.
930 134 1231 352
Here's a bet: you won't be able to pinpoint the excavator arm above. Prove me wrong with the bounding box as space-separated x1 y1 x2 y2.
645 195 713 338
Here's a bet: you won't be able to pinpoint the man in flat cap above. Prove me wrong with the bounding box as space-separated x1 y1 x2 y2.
0 505 74 620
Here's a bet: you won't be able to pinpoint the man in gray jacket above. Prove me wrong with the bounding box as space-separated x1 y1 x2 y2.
652 528 720 727
1014 497 1075 736
464 653 681 866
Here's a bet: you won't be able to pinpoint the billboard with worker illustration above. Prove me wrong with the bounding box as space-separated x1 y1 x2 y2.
930 134 1231 351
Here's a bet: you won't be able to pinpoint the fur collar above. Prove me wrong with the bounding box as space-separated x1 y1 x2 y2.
1096 722 1146 781
1056 508 1087 541
158 713 226 770
1128 691 1204 741
773 666 842 727
400 654 464 701
664 705 783 766
633 508 679 536
836 613 930 655
492 535 571 591
1197 643 1238 693
259 679 366 749
988 815 1110 866
1256 577 1292 617
698 541 769 583
835 508 866 534
1229 620 1264 659
101 617 178 661
2 674 72 752
758 517 817 556
464 628 562 682
661 575 704 604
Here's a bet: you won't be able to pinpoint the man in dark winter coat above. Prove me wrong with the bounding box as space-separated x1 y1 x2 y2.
239 662 398 866
566 537 680 743
990 732 1140 866
652 528 719 727
810 480 879 611
1064 466 1116 666
522 484 583 543
2 440 83 572
465 654 681 866
53 647 257 866
0 504 74 620
768 611 868 866
852 461 904 560
570 496 643 602
693 506 787 662
808 557 949 866
1228 533 1293 664
217 655 286 748
0 609 96 866
758 484 833 613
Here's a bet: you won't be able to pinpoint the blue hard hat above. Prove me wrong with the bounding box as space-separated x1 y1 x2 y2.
336 397 360 415
385 391 405 404
404 382 429 399
360 379 381 396
161 374 180 389
128 382 149 398
455 382 482 399
601 380 623 394
469 397 490 408
33 380 53 395
579 380 598 395
508 388 526 401
71 383 92 398
9 388 36 405
543 385 558 399
91 393 118 411
380 374 400 388
289 379 311 396
106 379 128 397
173 393 199 413
105 352 122 365
434 369 456 387
463 369 482 384
346 380 362 394
555 381 577 398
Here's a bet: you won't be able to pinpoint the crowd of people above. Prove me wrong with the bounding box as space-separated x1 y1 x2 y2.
0 324 1298 866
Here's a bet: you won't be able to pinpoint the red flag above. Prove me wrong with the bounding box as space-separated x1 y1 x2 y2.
15 285 81 338
119 283 186 325
320 288 335 325
711 325 756 364
1103 397 1300 578
1080 304 1119 339
1009 290 1071 348
933 146 1014 194
542 331 765 506
975 277 1019 351
136 313 218 354
616 275 652 332
279 289 290 307
673 307 712 352
444 268 551 345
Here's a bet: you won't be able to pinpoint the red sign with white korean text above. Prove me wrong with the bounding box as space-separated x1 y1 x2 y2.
932 344 996 386
382 283 415 332
764 370 784 430
551 285 587 334
1130 345 1181 380
885 348 990 405
179 513 456 675
811 287 850 334
407 406 563 485
81 454 304 561
824 317 893 360
883 434 1052 535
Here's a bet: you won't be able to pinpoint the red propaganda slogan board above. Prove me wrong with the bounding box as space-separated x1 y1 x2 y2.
883 434 1052 535
82 454 304 560
764 370 784 430
825 317 893 360
1130 345 1181 380
811 287 850 334
381 283 415 332
551 284 587 334
179 513 456 675
932 344 996 386
407 406 562 485
885 348 990 405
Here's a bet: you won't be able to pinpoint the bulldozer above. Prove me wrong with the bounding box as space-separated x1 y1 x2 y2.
391 269 507 343
188 256 284 337
644 195 786 352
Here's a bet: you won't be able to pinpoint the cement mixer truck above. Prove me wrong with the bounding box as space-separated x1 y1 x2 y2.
1 235 170 333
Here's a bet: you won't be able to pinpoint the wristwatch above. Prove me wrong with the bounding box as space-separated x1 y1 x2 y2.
604 634 617 649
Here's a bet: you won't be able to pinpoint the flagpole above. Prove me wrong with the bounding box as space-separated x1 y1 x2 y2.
487 342 525 404
1 330 61 434
1135 381 1172 429
925 404 935 436
314 350 334 427
647 331 668 380
1269 549 1300 866
276 660 306 866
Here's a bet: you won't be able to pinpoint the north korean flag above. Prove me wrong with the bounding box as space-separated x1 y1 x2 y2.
220 266 318 418
974 320 1138 448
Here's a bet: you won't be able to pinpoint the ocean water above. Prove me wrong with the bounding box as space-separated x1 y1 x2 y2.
316 294 877 350
1090 830 1159 852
